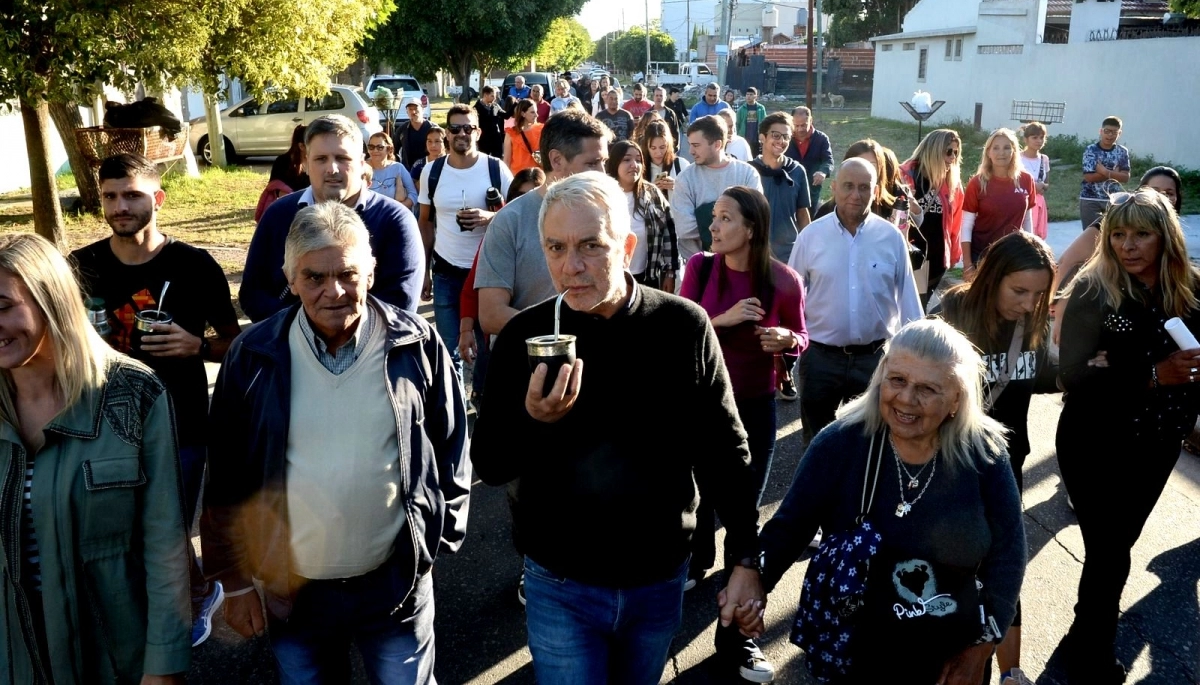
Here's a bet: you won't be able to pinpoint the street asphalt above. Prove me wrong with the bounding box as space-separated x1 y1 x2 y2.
188 216 1200 684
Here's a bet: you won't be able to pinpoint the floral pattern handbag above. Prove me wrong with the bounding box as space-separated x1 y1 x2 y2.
790 429 886 682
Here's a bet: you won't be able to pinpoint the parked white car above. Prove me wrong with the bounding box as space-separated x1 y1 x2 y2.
188 84 381 163
365 74 431 122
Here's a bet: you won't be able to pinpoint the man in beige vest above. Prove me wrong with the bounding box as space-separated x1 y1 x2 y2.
202 201 471 684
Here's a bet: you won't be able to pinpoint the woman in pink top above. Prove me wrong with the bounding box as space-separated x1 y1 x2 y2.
1019 122 1051 239
962 128 1037 279
679 186 807 678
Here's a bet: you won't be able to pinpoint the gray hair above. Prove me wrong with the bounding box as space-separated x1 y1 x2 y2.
705 82 720 92
283 201 375 281
836 319 1009 471
304 114 362 151
538 171 630 243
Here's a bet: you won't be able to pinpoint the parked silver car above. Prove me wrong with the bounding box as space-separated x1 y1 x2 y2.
188 84 381 163
365 74 431 123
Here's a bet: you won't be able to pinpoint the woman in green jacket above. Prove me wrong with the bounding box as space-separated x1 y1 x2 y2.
0 233 190 684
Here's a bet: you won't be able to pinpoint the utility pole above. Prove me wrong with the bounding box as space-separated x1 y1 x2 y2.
685 0 690 60
716 0 734 87
805 0 814 106
645 0 651 77
815 0 825 113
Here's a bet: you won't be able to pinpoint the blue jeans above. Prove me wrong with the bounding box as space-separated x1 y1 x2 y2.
523 556 686 685
432 269 465 383
269 564 436 685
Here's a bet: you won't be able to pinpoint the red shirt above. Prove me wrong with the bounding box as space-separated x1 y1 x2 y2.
963 171 1036 258
623 98 652 118
535 100 551 123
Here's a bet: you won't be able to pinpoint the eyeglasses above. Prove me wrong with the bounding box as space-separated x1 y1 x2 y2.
367 144 388 151
945 148 960 158
447 124 477 135
766 131 791 142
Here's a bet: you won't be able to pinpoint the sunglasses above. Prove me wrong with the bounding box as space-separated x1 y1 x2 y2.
447 124 477 135
1108 189 1160 207
367 144 388 151
945 148 960 158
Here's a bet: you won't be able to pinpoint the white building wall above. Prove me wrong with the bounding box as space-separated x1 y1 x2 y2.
871 35 1200 169
902 0 980 33
0 109 86 194
1068 0 1123 43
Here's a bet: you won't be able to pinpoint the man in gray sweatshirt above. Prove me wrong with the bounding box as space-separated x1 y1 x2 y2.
671 115 764 264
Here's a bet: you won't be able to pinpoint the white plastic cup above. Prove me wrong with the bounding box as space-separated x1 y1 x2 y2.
1165 317 1200 351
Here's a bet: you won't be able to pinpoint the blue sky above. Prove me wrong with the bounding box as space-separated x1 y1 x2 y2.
577 0 662 40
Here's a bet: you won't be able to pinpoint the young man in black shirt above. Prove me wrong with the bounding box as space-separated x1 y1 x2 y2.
71 153 242 647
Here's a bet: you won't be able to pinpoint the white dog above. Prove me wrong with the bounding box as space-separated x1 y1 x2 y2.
825 92 846 108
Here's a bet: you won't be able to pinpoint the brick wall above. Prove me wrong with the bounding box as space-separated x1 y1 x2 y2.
761 46 875 70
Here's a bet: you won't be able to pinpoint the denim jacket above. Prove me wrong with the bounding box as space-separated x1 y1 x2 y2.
0 358 192 684
200 297 471 620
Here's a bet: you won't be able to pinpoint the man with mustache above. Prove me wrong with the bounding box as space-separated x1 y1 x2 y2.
239 114 425 323
71 152 242 647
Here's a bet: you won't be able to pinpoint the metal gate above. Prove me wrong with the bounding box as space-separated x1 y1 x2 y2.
724 55 776 94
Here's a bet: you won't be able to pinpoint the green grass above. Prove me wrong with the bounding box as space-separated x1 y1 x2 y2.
0 164 266 261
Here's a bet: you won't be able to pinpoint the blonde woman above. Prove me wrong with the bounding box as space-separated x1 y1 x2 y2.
1056 190 1200 683
1019 122 1050 239
366 131 417 210
0 233 190 684
900 129 965 294
961 128 1036 279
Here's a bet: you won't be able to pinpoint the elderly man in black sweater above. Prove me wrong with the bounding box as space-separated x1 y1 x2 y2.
472 171 765 685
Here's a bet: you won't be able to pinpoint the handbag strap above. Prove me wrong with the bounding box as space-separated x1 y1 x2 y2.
984 319 1025 412
858 428 887 522
518 127 536 155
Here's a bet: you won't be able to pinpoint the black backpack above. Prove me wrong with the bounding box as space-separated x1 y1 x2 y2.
426 155 503 225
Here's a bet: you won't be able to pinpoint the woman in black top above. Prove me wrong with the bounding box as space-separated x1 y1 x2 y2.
936 231 1057 685
269 124 309 191
1056 188 1200 684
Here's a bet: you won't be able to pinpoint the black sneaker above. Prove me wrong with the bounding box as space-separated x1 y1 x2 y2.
517 571 526 607
733 638 776 683
776 376 798 401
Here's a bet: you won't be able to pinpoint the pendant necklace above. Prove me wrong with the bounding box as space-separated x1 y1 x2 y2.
891 437 938 518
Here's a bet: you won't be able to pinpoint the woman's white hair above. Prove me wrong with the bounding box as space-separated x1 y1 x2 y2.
283 201 375 281
538 171 631 242
836 318 1009 471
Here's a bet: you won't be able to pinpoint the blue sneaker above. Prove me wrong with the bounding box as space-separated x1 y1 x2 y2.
192 580 225 647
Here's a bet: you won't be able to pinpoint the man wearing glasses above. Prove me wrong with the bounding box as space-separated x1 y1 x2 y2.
417 104 514 383
785 105 834 208
1079 115 1131 229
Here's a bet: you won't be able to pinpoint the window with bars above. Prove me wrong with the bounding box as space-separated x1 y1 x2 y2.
918 47 928 80
955 38 963 59
945 39 953 59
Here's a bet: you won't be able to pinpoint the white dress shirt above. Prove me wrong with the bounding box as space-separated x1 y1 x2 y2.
787 211 922 347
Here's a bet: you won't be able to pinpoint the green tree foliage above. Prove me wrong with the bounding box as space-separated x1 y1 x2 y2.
610 25 676 74
364 0 586 104
1171 0 1200 17
0 0 393 243
591 31 624 68
826 0 917 47
529 18 593 73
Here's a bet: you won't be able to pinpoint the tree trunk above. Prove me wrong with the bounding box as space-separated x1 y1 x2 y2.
202 91 228 167
455 53 474 105
48 100 101 214
20 97 65 248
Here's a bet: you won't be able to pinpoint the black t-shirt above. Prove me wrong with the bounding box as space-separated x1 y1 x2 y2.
397 120 433 170
71 238 238 446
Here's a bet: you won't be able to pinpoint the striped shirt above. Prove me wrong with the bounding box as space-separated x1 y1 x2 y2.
22 463 41 593
296 305 377 375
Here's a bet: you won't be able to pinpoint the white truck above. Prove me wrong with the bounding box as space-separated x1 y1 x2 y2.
645 62 715 88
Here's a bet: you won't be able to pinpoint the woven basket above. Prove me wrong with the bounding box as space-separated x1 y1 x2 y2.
74 125 189 167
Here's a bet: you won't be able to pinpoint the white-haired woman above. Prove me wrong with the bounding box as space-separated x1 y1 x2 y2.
0 233 190 684
961 128 1037 281
1056 189 1200 683
735 319 1026 684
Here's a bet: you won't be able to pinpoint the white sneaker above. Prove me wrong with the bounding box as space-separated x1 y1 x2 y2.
808 528 822 549
1001 667 1035 685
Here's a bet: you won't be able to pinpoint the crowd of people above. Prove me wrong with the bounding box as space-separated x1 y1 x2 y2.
0 77 1194 685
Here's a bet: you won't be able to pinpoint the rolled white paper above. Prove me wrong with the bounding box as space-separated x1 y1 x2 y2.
1165 317 1200 350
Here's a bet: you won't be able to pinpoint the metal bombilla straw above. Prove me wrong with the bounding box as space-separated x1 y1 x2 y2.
554 291 566 340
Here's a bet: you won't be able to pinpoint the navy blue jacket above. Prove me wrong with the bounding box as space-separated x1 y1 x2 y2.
785 128 835 207
201 297 471 619
239 188 424 322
